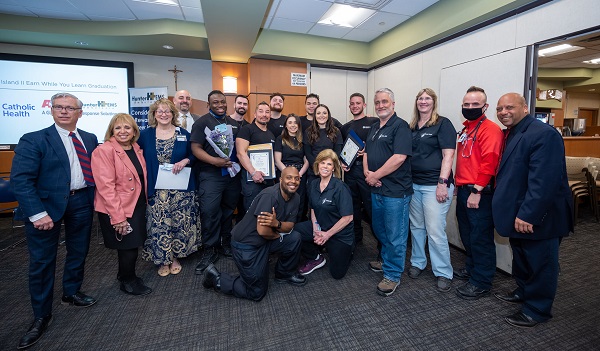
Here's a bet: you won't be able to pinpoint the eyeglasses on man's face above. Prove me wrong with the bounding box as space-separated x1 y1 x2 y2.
52 105 81 112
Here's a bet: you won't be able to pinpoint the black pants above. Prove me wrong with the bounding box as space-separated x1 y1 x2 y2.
198 171 241 249
219 233 302 301
344 167 374 242
117 248 139 282
294 221 353 280
241 173 275 213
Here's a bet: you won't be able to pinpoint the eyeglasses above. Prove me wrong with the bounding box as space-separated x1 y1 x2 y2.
417 97 432 101
155 110 172 115
52 105 81 112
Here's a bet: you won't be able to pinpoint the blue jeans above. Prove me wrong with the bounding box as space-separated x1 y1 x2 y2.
409 184 454 279
455 186 496 290
371 193 411 282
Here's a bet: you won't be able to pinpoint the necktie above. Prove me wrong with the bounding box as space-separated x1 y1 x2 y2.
69 132 95 186
181 114 188 130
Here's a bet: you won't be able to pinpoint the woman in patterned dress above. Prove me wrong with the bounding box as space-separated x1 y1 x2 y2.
138 98 199 276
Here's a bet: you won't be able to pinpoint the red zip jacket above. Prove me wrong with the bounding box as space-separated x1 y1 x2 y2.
455 115 502 187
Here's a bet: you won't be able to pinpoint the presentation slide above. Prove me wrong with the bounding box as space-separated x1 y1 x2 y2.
0 55 132 148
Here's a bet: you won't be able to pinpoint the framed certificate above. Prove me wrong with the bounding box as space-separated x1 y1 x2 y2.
340 129 365 168
247 143 275 180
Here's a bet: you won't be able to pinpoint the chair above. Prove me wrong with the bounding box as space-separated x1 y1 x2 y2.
0 174 25 251
585 168 599 222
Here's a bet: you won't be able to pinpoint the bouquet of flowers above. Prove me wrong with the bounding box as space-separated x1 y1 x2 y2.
204 126 240 177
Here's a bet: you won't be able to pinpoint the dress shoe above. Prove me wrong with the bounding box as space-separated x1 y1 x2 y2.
203 264 221 291
453 267 471 281
17 315 52 350
195 247 219 274
504 311 539 328
494 290 524 304
120 277 152 296
61 291 97 307
455 282 490 300
275 272 307 286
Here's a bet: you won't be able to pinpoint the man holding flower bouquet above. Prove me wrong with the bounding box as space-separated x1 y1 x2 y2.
191 90 242 273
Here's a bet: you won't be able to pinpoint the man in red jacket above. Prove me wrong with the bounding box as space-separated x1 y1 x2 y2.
453 86 503 300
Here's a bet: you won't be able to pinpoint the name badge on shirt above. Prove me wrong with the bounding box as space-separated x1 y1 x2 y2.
215 124 227 133
177 135 187 142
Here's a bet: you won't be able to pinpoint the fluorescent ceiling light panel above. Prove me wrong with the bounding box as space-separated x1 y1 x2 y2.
132 0 179 6
318 4 375 28
538 44 584 57
583 58 600 64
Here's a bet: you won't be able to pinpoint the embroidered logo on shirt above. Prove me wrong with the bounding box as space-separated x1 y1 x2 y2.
322 198 332 205
420 133 433 138
378 134 388 139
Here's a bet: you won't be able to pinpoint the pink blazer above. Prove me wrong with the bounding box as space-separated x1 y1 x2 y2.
91 137 147 225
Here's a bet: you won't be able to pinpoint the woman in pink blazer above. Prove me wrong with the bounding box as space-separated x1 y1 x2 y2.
91 113 151 296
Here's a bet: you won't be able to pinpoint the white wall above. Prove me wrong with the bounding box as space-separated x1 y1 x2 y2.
0 43 213 101
309 67 368 124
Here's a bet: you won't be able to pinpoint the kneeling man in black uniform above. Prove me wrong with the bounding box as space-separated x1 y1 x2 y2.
203 167 306 301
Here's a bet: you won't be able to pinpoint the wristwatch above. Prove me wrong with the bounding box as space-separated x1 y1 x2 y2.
277 220 282 230
470 187 481 195
438 177 449 185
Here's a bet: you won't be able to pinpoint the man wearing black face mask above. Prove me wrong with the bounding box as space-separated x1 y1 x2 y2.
453 86 503 301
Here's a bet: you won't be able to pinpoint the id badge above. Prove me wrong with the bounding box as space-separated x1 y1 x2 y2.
457 132 467 143
215 124 227 133
176 135 187 142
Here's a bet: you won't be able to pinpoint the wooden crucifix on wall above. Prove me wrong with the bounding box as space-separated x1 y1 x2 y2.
168 65 183 91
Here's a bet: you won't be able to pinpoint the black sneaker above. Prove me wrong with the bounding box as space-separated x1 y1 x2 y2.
455 282 490 300
120 277 152 296
453 267 471 280
195 247 219 274
407 266 423 279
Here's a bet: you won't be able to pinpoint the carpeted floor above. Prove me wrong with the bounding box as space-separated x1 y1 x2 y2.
0 210 599 351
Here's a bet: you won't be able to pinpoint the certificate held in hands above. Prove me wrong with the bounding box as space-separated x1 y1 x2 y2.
247 143 275 181
340 129 364 168
155 163 191 190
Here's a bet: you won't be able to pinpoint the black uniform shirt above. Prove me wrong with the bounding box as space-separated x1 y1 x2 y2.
267 115 287 138
190 112 240 174
411 116 456 185
304 128 343 169
232 184 300 246
300 115 343 133
340 116 379 176
237 121 276 146
308 177 354 246
365 114 413 198
274 135 305 166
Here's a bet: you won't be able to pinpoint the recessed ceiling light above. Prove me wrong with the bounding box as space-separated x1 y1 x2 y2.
379 22 385 26
132 0 178 5
583 57 600 64
538 44 584 57
162 45 174 50
318 4 375 28
589 89 596 91
75 41 89 46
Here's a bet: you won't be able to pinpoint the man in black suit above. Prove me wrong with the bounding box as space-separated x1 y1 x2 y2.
492 93 573 328
11 92 98 349
173 89 201 132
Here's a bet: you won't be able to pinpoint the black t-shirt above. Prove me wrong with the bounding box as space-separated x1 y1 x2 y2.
365 114 413 197
308 177 354 246
237 121 276 147
190 112 241 174
411 116 456 185
267 115 286 138
274 135 305 166
304 128 343 170
340 116 379 176
300 115 343 133
232 184 300 246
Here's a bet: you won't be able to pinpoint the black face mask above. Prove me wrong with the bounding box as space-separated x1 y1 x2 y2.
462 107 485 121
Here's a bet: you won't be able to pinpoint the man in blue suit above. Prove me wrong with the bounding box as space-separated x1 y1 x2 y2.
11 92 99 349
492 93 573 328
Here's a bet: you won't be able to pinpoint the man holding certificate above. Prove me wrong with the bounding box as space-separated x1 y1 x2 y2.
236 101 277 212
202 167 305 301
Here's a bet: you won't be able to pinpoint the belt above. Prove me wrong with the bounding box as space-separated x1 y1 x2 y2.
458 184 493 194
284 163 303 170
69 187 88 196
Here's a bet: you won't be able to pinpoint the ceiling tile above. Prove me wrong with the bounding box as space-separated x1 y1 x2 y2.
0 4 37 16
12 0 78 11
179 0 201 8
125 0 184 20
266 0 281 18
357 11 408 32
343 28 382 42
274 0 331 23
182 6 203 22
269 17 314 34
308 23 352 39
26 8 89 20
66 0 135 19
86 14 136 21
0 0 21 6
381 0 438 16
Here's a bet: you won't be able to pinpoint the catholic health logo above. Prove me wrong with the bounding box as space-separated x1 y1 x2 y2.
131 91 166 106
